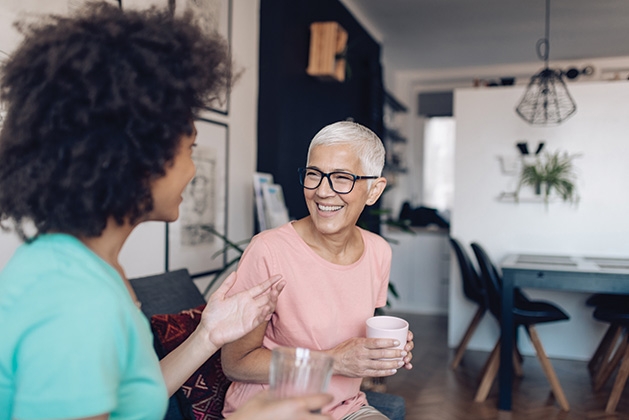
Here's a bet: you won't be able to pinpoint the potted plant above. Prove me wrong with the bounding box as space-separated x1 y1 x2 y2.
516 150 580 205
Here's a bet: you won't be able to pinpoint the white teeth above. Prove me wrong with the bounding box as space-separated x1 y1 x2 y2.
318 204 342 212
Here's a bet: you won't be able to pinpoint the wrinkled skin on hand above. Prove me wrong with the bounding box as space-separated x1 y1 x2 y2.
328 330 414 378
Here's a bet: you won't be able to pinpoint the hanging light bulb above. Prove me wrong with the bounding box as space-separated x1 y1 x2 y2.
516 0 576 125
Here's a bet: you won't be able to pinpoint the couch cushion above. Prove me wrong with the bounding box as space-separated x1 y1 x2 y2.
151 304 231 420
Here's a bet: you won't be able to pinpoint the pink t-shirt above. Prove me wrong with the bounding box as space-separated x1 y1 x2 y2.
222 222 391 419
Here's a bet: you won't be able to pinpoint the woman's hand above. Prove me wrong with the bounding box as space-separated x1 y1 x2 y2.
326 336 410 378
402 329 414 370
198 272 285 349
230 390 333 420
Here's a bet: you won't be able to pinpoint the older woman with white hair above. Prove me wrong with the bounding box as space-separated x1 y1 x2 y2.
221 121 414 420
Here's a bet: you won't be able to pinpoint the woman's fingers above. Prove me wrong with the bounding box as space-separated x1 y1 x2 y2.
248 274 284 299
211 271 238 300
291 393 334 415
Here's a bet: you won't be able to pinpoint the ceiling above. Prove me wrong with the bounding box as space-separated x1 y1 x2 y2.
341 0 629 73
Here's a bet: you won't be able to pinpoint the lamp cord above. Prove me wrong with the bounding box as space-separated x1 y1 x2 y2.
536 0 551 66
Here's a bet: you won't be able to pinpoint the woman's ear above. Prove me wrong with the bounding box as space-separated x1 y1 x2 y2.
365 177 387 206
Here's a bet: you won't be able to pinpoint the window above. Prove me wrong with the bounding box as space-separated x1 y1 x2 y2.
422 117 455 217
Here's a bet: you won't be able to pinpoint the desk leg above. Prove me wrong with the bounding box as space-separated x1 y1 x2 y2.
499 272 514 411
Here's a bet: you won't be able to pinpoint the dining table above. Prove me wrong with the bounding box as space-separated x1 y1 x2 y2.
498 253 629 411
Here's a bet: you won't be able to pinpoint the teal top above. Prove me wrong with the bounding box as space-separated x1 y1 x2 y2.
0 234 168 420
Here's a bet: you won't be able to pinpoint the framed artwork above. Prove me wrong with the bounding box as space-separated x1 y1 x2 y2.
118 0 231 113
119 0 168 11
253 172 274 231
0 50 9 129
166 118 229 277
176 0 232 114
69 0 121 11
261 183 290 229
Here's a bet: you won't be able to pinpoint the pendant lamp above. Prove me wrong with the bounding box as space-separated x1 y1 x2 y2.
516 0 576 125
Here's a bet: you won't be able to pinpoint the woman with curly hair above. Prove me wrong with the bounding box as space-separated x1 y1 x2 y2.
0 3 332 419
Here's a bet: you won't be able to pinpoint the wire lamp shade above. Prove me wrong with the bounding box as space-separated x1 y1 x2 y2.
516 68 577 124
515 0 576 125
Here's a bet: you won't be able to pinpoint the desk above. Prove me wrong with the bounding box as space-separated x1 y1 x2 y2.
499 254 629 411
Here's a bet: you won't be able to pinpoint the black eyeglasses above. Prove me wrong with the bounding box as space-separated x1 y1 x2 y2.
298 167 378 194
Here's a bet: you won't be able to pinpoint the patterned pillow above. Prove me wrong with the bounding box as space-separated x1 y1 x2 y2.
151 304 232 420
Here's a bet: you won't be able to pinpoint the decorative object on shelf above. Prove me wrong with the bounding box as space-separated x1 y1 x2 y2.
563 65 594 80
515 0 576 125
253 172 274 232
516 149 580 205
516 140 545 156
382 92 408 185
306 21 348 82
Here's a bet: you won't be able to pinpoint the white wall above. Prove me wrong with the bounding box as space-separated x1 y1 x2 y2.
0 0 260 284
449 80 629 360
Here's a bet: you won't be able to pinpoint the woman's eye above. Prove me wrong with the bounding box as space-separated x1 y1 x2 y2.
333 173 354 181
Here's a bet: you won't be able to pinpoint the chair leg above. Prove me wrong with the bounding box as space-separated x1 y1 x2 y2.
594 332 628 392
606 332 629 414
451 307 485 370
525 325 570 411
515 345 524 364
513 348 524 377
590 323 622 378
475 339 500 402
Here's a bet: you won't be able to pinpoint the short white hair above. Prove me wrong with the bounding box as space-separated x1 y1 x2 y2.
306 121 385 177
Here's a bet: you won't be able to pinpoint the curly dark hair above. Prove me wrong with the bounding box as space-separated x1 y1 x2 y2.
0 1 231 241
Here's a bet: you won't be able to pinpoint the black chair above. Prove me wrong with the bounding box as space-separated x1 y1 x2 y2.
470 242 571 411
586 294 629 377
590 305 629 413
449 238 489 369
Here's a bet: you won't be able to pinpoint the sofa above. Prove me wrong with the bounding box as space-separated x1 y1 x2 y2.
130 268 406 420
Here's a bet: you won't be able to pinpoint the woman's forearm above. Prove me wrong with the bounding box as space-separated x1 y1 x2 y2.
222 344 272 383
221 322 272 383
160 328 219 396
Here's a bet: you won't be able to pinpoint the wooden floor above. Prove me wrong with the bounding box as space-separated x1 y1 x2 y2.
383 312 629 420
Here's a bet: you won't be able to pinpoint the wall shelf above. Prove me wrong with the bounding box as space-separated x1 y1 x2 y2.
383 91 409 182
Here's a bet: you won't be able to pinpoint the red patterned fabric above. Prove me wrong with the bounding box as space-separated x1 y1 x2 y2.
151 304 232 420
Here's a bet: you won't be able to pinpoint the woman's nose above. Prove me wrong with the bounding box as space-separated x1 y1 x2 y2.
315 176 336 196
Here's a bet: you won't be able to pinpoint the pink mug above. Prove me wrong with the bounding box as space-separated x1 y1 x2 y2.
366 315 409 351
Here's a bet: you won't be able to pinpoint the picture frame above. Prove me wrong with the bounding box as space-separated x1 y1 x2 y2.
0 50 9 129
166 118 229 277
253 172 274 232
118 0 231 113
69 0 121 11
176 0 232 114
261 183 290 230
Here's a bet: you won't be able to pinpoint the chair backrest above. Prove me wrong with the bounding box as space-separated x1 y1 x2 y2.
449 237 488 308
470 242 503 319
129 269 206 318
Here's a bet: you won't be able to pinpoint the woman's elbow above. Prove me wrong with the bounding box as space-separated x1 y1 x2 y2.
220 348 242 382
221 344 270 383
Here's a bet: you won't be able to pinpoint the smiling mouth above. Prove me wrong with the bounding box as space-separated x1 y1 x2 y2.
317 203 343 212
